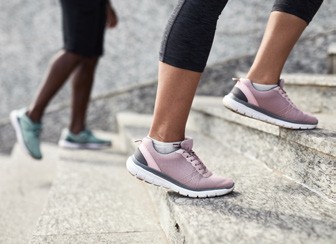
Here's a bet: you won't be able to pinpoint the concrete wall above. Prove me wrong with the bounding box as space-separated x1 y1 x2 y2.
1 0 335 120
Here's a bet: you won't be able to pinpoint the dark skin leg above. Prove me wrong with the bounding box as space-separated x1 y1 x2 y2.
27 51 83 122
69 57 99 134
27 50 99 134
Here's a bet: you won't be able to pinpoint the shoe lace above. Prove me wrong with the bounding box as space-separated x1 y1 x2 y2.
181 148 209 175
279 87 297 109
32 125 42 137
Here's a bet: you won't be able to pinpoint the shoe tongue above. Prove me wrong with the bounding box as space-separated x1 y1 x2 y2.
278 79 285 89
180 138 193 151
22 114 42 129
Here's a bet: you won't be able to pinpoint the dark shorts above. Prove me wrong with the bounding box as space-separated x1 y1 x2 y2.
60 0 107 57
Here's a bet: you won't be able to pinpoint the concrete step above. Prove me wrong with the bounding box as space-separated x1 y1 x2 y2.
31 143 167 243
190 96 335 202
0 143 58 244
121 121 336 244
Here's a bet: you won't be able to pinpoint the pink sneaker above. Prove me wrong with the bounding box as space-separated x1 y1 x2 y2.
126 137 234 198
223 78 318 129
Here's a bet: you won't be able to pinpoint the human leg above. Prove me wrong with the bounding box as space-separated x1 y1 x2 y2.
148 62 201 142
247 0 324 84
57 57 111 149
150 0 228 142
70 57 99 134
27 51 82 122
56 0 111 149
246 12 307 85
128 0 234 198
10 51 82 159
223 0 323 129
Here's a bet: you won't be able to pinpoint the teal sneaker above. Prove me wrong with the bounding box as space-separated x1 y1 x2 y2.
58 129 112 149
10 109 42 159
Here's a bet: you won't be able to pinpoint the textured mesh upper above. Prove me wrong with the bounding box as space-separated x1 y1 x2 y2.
140 137 234 190
236 79 318 124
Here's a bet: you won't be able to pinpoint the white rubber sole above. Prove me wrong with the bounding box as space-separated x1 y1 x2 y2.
126 157 234 198
58 140 111 150
10 110 34 157
223 95 317 130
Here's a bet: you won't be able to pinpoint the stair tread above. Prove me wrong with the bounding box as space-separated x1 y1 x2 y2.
124 126 336 244
31 148 167 243
0 143 59 244
192 96 336 157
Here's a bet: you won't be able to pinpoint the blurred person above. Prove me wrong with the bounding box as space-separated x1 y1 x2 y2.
10 0 118 159
126 0 322 198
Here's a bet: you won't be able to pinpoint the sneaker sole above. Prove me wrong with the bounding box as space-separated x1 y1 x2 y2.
223 94 317 130
58 140 111 150
9 110 41 159
126 156 234 198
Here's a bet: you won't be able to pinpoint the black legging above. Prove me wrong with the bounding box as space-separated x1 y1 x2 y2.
160 0 324 73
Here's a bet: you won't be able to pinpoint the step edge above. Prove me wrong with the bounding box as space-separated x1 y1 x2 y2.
192 96 336 157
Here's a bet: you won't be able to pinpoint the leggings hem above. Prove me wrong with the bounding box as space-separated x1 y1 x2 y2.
160 57 205 73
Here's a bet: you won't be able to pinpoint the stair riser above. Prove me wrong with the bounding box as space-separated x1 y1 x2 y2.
125 131 187 244
190 110 335 201
138 182 186 244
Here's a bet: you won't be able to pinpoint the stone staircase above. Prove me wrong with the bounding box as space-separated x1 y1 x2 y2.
0 74 335 243
190 73 336 201
117 73 336 243
0 134 167 244
123 126 335 244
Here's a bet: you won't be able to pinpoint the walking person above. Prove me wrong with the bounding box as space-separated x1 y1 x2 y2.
126 0 322 198
10 0 118 159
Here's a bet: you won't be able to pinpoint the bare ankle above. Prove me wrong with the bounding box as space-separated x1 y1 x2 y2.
247 72 279 85
26 110 42 123
149 129 184 143
69 126 84 134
